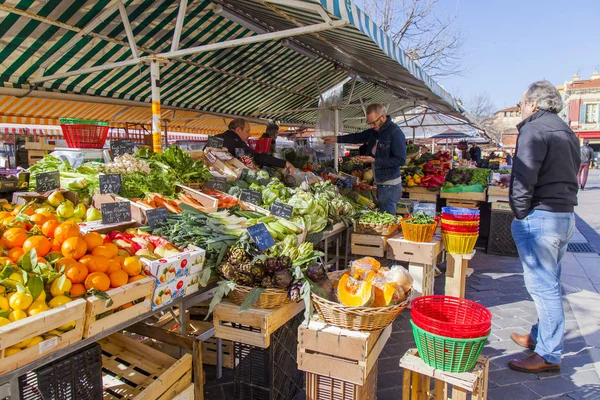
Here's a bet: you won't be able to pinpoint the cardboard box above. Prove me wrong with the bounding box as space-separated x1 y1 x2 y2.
141 246 206 286
152 272 201 309
13 190 79 206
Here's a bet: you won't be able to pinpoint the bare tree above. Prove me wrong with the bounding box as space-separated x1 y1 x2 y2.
360 0 463 77
465 92 504 144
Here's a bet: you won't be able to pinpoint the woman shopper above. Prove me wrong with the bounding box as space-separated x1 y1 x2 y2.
508 81 580 373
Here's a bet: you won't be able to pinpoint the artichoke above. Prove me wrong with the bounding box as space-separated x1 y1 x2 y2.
237 262 253 274
251 264 265 280
228 246 248 266
288 282 302 302
279 256 291 270
219 263 236 280
306 263 327 282
261 276 275 288
273 270 292 289
234 271 255 287
265 258 279 273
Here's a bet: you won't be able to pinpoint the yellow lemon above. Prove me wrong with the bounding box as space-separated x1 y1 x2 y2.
0 296 9 311
8 272 24 284
5 347 21 356
50 278 72 297
44 329 62 337
9 309 27 322
14 337 33 348
48 295 72 308
0 286 6 295
35 291 46 303
9 292 33 311
58 321 76 331
0 317 11 326
28 301 50 316
26 336 44 348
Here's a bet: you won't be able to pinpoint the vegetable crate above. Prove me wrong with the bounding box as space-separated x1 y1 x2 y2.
19 343 102 400
233 314 304 400
399 348 489 400
213 300 304 348
176 184 218 212
351 233 389 258
297 319 391 386
440 190 487 202
445 200 479 209
83 277 154 338
406 187 439 203
0 299 87 375
305 362 378 400
100 334 193 400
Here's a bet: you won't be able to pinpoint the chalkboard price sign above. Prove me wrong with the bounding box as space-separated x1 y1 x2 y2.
270 202 293 220
206 136 224 148
247 223 275 251
205 177 228 191
110 140 133 158
240 189 262 205
36 171 60 192
100 202 132 225
146 207 170 228
99 174 122 194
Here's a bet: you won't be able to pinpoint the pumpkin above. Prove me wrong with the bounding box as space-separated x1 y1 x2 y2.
337 272 373 307
372 283 398 307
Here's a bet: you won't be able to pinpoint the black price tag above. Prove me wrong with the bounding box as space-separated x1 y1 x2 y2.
206 177 228 191
239 169 248 181
100 202 132 225
110 140 133 158
247 223 275 251
206 136 224 148
270 202 293 220
36 171 60 192
240 189 261 205
99 174 122 194
146 207 170 228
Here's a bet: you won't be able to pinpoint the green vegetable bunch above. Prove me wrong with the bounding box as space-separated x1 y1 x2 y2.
404 212 436 225
357 210 398 225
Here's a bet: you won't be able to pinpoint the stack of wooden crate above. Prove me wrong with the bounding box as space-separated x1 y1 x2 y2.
25 138 54 166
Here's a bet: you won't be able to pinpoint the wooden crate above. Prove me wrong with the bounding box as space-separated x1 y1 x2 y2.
351 233 389 257
27 149 49 165
487 186 508 197
176 184 218 212
406 187 439 203
0 299 86 375
440 190 487 202
84 277 154 338
305 362 378 400
400 349 489 400
446 199 480 209
298 320 391 386
213 300 304 348
100 334 193 400
386 234 443 265
491 201 511 211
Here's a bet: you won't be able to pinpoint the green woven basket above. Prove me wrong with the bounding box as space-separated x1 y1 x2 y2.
410 320 488 373
59 118 109 126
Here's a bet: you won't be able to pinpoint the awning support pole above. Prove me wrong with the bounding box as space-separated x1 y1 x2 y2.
171 0 188 52
333 108 340 171
150 60 163 153
118 2 139 59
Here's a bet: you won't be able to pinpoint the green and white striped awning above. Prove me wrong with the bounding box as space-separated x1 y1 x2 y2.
0 0 465 132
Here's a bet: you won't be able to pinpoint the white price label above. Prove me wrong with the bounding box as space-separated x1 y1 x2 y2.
39 336 59 354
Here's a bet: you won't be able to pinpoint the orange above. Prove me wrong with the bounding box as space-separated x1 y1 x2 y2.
12 204 36 216
65 262 89 284
69 283 86 297
109 270 128 288
29 214 52 227
51 239 61 252
7 248 24 262
36 257 47 264
22 236 52 257
41 220 60 238
106 259 121 274
56 257 77 269
85 255 109 273
128 275 146 283
54 221 80 245
0 256 12 265
0 211 10 220
84 272 110 291
92 245 113 259
121 302 133 309
122 257 142 277
112 255 125 267
2 228 28 248
83 232 104 251
61 237 87 260
104 243 119 258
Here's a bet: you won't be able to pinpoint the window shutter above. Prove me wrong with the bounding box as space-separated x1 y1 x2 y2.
580 103 586 123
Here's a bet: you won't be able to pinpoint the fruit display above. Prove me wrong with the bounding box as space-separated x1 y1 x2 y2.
202 189 238 208
403 151 452 188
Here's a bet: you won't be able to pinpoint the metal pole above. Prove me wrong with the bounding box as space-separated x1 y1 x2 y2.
150 60 163 153
333 108 340 171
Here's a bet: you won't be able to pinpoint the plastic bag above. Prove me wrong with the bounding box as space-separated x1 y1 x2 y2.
386 265 413 294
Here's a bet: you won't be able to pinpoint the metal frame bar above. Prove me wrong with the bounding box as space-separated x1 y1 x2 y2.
265 0 332 23
170 0 188 53
118 1 139 59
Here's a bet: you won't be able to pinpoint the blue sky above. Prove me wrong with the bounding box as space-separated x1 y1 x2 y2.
433 0 600 111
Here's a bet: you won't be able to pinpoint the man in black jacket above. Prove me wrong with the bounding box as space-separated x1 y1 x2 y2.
508 81 580 374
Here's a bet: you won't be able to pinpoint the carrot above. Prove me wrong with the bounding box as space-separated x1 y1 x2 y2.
164 202 181 213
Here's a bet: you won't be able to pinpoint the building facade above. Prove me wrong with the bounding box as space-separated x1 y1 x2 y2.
489 106 520 151
560 72 600 148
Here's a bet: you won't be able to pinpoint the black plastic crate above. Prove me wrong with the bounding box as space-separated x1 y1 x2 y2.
487 209 519 257
233 314 304 400
19 343 103 400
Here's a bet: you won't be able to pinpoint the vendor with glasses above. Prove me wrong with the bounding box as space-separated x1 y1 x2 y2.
323 104 406 215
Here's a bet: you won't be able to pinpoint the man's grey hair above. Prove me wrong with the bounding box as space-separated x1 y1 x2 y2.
366 103 387 115
523 80 563 113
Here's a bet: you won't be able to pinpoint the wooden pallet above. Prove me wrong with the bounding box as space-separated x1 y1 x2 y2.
298 320 391 386
84 277 154 338
446 199 480 209
440 190 487 202
400 349 489 400
351 233 389 257
213 300 304 348
0 299 86 375
100 334 193 400
445 251 476 299
305 362 378 400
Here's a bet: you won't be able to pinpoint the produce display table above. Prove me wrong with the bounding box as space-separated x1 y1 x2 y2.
320 221 351 270
444 251 476 298
405 187 440 204
0 284 217 400
399 348 489 400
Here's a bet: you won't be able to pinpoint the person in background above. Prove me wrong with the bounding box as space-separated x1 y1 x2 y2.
578 140 594 190
469 143 481 163
323 104 406 215
488 151 498 160
509 81 580 373
505 151 513 166
260 122 279 155
216 118 295 173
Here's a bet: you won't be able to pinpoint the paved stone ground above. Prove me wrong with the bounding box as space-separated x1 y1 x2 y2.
203 175 600 399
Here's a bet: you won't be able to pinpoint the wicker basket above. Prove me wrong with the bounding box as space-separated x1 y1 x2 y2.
355 221 399 236
228 285 290 309
400 220 437 242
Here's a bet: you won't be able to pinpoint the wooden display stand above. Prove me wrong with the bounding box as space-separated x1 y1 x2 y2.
405 187 439 203
399 349 489 400
351 233 390 258
305 362 378 400
297 319 392 386
445 251 476 298
213 300 304 348
387 234 443 300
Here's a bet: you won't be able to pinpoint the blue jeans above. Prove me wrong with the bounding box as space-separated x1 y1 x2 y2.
377 183 402 215
511 210 575 364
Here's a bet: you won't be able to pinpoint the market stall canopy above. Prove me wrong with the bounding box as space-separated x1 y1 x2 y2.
0 0 467 133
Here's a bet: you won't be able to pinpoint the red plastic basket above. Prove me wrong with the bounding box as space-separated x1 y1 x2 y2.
59 118 109 149
410 295 492 339
248 138 272 153
441 223 479 233
442 212 480 221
